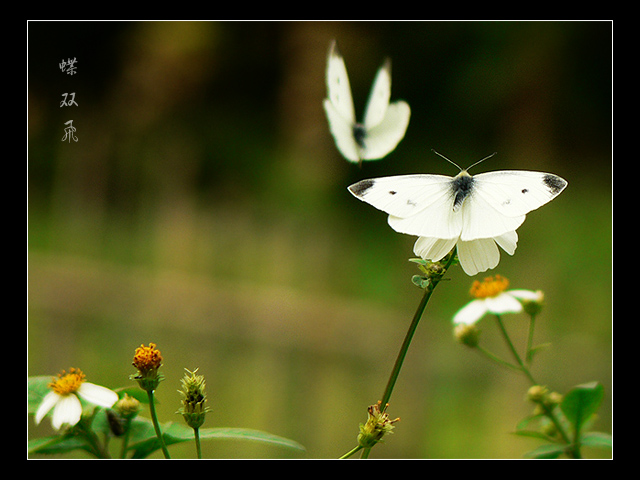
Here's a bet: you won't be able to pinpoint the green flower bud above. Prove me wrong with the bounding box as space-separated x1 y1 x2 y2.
454 323 480 348
177 368 210 430
357 401 399 448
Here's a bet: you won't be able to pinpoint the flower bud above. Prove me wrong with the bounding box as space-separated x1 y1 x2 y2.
357 401 399 448
114 393 141 420
520 290 545 316
454 323 480 348
177 368 210 430
131 343 164 392
527 385 549 403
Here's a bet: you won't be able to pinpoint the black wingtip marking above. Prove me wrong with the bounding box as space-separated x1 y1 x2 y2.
543 174 567 195
349 179 375 197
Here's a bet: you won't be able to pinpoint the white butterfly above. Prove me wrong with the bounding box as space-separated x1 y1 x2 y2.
348 152 568 275
323 40 411 164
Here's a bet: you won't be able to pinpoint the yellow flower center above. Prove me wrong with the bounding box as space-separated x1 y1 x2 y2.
469 275 509 299
49 368 86 395
133 343 163 372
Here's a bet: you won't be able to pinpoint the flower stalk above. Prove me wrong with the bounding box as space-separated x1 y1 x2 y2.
381 251 457 408
177 368 211 459
131 343 171 459
343 249 457 459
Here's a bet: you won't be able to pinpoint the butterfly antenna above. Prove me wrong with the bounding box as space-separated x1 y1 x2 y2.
431 149 463 171
466 152 497 172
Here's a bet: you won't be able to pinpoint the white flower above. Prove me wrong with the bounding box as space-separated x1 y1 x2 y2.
452 275 543 325
35 368 119 430
414 230 518 277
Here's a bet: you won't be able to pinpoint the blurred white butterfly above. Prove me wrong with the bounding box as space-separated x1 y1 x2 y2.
348 151 568 275
323 40 411 164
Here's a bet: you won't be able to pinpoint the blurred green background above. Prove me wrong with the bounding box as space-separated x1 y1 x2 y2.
28 21 612 459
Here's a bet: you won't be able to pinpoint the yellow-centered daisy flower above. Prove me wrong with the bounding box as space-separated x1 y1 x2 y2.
453 275 543 325
35 368 118 430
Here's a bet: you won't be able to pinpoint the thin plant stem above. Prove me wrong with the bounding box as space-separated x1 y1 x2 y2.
119 418 132 458
379 287 432 408
380 252 457 408
147 390 171 459
493 314 536 384
492 314 579 458
194 427 202 459
475 345 521 372
358 252 457 459
525 313 537 366
339 445 363 459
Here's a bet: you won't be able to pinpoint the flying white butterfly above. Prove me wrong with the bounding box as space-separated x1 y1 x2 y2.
323 40 411 164
348 151 568 276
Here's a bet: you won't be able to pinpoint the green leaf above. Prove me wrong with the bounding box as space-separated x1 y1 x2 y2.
408 258 428 266
411 275 430 289
113 385 151 404
580 431 612 450
28 376 53 414
560 382 604 437
125 417 305 458
28 433 95 456
197 427 306 452
523 443 567 459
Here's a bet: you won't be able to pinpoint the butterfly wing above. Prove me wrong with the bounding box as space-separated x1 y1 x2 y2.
324 41 361 162
325 40 356 124
348 175 463 239
460 171 568 240
360 101 411 160
323 99 360 162
360 58 410 160
363 58 392 129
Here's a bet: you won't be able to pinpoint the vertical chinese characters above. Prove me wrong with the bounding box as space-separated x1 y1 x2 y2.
59 57 78 142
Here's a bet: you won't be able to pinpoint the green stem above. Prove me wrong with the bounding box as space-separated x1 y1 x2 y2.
494 314 536 384
358 252 456 459
339 445 363 459
147 390 171 459
475 345 521 372
194 427 202 459
379 287 432 407
525 313 537 366
380 253 457 407
493 314 579 458
119 418 132 458
77 411 110 458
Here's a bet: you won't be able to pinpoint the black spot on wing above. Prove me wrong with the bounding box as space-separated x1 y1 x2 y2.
349 179 375 197
543 174 567 194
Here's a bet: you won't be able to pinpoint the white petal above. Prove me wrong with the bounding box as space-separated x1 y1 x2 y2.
52 394 82 430
508 289 542 301
413 236 457 262
456 238 500 276
493 230 518 256
35 391 60 425
453 299 489 325
77 382 119 408
484 292 523 314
